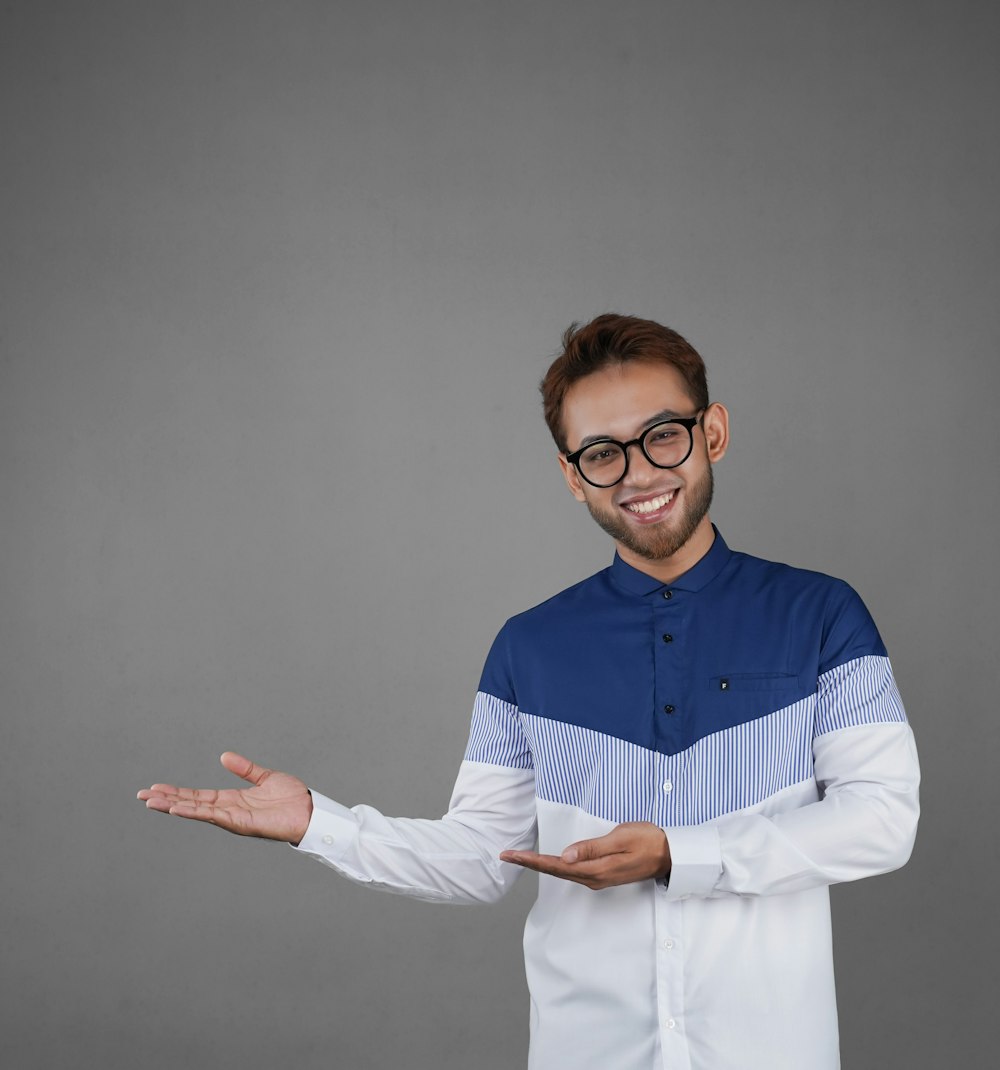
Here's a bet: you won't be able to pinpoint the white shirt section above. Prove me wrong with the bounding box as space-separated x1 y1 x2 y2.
525 794 839 1070
293 719 919 1069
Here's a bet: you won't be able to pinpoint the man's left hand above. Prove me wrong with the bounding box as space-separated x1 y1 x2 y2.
500 822 671 890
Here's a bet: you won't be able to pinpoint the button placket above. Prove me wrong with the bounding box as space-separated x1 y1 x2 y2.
654 895 687 1062
652 585 687 757
657 593 678 728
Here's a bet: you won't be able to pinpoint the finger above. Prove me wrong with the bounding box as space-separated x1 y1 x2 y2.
504 851 573 877
500 849 543 867
137 788 185 806
500 851 595 882
139 784 218 804
499 850 560 871
165 800 240 831
220 751 270 786
138 788 227 821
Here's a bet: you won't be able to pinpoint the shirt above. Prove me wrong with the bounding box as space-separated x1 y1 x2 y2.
294 531 920 1069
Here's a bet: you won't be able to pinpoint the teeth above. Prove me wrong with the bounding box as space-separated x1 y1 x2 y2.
626 491 675 514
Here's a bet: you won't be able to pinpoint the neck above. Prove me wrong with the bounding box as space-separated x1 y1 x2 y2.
615 517 716 585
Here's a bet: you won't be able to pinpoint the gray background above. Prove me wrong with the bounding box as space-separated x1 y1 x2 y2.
2 1 997 1067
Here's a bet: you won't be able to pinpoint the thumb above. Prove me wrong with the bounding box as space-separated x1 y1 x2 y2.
560 836 607 864
220 751 270 786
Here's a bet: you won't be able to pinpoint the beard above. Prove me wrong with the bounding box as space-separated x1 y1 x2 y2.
585 465 714 562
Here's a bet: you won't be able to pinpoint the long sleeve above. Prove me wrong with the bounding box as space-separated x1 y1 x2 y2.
293 759 537 903
665 653 920 900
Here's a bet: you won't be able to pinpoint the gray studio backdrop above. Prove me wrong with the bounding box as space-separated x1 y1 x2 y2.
2 2 997 1068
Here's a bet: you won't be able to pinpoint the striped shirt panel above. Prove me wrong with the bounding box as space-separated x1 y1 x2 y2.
815 655 907 736
464 691 533 769
521 702 816 826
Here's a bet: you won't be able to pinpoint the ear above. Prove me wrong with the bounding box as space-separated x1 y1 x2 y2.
702 402 730 462
557 452 589 503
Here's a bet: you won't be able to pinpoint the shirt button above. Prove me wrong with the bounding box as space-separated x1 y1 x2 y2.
665 1018 676 1029
662 633 673 643
663 704 675 714
662 780 673 793
321 834 334 846
662 590 673 600
663 939 674 950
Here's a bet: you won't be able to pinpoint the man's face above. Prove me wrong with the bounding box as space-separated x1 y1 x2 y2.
557 361 729 573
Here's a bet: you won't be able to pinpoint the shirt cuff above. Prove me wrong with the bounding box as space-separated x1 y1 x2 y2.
290 790 359 863
661 823 722 900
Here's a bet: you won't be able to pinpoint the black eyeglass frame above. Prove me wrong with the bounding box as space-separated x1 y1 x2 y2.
564 411 705 488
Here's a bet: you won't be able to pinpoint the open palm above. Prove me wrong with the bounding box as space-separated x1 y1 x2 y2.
137 751 314 845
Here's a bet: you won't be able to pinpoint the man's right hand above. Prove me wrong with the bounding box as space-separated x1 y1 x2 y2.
137 751 314 846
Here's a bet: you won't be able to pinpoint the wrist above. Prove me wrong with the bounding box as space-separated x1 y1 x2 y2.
289 791 314 847
657 828 672 879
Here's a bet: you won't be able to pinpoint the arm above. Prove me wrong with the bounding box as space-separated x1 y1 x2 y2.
664 716 919 900
138 690 539 905
295 759 537 903
503 656 919 896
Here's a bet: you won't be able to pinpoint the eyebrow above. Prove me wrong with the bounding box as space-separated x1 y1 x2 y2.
576 408 686 450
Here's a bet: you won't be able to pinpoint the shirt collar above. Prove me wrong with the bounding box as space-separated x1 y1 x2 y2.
609 526 733 596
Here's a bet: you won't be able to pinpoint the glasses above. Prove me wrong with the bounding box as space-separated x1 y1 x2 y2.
564 412 704 488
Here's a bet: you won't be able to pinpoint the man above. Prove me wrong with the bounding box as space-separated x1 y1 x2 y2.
139 314 919 1069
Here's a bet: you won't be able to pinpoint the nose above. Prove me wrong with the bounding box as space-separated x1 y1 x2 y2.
621 441 661 486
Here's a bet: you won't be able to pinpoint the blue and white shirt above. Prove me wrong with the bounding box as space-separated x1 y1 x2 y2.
296 531 920 1069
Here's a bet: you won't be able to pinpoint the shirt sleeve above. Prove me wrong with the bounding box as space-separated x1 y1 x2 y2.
292 627 538 904
664 585 920 900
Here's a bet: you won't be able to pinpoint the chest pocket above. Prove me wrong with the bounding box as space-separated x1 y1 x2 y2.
704 672 809 735
712 672 803 693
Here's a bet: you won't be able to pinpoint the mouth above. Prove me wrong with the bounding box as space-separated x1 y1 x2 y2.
619 489 678 523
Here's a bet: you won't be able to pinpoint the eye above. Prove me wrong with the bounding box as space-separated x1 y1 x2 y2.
581 444 621 466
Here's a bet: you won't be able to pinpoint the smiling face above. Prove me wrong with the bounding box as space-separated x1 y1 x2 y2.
557 360 730 582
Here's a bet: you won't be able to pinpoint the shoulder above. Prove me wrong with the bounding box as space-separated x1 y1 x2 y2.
726 548 861 604
504 566 614 633
481 567 613 666
477 567 612 701
725 549 885 666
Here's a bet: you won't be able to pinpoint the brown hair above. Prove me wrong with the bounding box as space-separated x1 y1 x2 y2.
540 313 710 451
